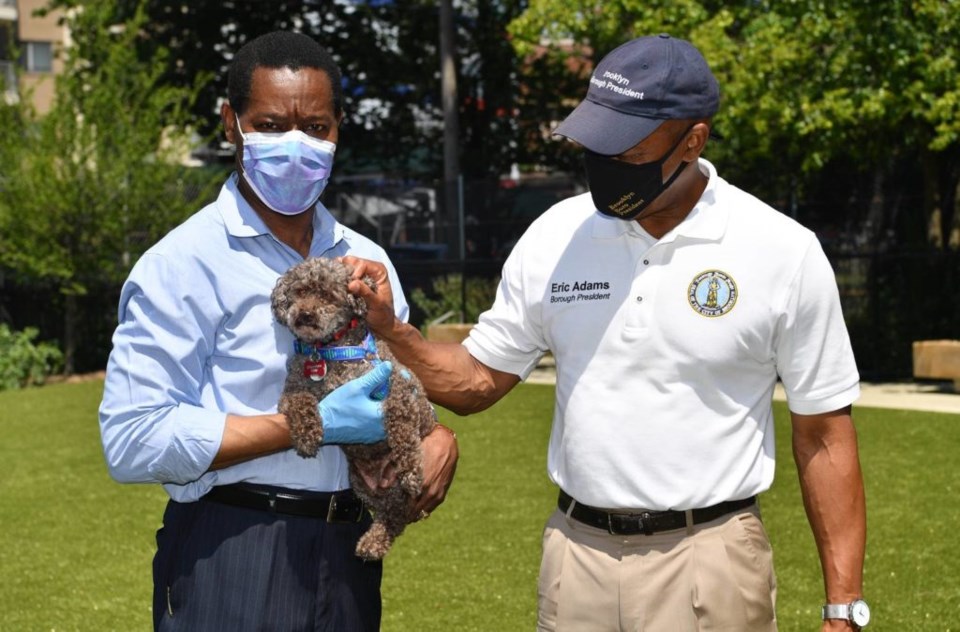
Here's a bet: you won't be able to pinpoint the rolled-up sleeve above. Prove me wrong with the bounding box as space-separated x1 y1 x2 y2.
99 253 226 484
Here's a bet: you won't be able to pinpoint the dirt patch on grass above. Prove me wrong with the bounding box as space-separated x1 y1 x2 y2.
45 370 107 385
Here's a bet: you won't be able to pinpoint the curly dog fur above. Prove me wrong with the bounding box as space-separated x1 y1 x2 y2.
271 257 436 560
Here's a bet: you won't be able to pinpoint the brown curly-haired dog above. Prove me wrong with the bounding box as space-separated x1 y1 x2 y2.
271 257 436 560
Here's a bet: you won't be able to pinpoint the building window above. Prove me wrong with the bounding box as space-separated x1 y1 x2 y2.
23 41 53 73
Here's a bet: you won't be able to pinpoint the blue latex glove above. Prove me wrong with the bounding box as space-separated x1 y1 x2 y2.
318 361 392 445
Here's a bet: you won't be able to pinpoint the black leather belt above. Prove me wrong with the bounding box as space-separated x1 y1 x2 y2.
202 483 366 522
559 490 756 536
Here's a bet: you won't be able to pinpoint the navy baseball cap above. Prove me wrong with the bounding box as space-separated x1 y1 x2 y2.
554 34 720 156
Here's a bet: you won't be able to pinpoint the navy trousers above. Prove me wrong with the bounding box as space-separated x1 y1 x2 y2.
152 492 382 632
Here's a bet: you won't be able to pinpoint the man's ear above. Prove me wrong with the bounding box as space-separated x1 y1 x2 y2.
682 121 710 161
222 102 238 145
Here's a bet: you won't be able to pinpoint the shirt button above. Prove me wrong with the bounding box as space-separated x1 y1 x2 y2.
636 296 643 303
643 259 650 265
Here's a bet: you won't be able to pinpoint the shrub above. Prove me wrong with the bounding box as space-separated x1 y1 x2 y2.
0 324 64 391
409 274 499 326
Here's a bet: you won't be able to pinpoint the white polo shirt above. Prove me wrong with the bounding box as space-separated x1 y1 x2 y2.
464 158 860 511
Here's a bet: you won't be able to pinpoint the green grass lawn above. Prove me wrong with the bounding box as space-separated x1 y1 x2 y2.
1 380 957 631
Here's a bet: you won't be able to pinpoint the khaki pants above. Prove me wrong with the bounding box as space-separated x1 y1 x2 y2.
537 504 777 631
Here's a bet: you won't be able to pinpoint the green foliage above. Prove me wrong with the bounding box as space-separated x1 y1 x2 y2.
0 0 223 370
409 273 499 324
0 324 63 390
1 380 958 629
0 0 220 295
63 0 529 179
509 0 712 62
509 0 960 167
507 0 960 244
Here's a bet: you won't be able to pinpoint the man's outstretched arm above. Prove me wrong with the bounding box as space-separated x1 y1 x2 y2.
342 255 519 415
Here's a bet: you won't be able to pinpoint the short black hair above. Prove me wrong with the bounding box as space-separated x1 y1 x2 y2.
227 31 343 116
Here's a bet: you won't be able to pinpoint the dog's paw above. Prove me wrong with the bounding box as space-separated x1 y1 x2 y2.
291 430 322 458
279 393 323 457
399 470 422 498
355 523 392 561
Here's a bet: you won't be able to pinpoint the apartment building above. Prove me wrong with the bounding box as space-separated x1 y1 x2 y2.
0 0 66 112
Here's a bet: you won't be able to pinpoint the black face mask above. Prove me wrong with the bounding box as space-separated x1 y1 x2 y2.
583 126 693 220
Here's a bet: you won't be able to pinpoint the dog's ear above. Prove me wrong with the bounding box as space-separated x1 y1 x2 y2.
271 271 292 324
345 273 377 318
347 288 368 319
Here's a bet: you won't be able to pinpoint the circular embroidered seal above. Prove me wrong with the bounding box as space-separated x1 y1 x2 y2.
688 270 737 317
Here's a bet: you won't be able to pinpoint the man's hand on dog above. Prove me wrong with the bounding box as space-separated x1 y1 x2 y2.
373 423 459 520
341 256 397 338
416 423 459 517
317 361 392 445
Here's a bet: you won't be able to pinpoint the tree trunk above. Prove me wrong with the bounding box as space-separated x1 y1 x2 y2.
63 292 76 376
865 168 885 245
921 150 943 249
950 178 960 250
439 0 461 257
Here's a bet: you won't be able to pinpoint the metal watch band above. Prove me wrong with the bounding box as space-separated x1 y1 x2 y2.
822 604 851 620
823 599 870 628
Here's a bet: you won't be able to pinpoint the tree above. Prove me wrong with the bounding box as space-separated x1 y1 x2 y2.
507 0 960 248
0 0 221 373
48 0 533 257
51 0 526 181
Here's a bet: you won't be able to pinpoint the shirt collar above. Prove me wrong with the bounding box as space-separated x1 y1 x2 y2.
590 158 729 244
217 172 346 253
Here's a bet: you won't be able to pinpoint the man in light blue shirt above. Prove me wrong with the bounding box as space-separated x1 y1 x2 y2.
99 31 458 632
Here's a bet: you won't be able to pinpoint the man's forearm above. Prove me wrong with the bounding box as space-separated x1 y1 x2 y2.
209 413 292 471
791 409 866 603
376 317 516 415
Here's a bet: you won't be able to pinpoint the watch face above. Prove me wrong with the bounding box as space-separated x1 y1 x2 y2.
851 600 871 626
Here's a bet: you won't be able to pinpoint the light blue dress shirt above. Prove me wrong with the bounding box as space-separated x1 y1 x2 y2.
98 173 409 502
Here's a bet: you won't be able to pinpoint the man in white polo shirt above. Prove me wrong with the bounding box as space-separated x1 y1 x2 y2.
346 34 868 632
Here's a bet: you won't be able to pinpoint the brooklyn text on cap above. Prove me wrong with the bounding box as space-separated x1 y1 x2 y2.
553 33 720 156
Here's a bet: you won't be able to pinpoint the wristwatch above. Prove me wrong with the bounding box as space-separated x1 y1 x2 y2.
822 598 871 628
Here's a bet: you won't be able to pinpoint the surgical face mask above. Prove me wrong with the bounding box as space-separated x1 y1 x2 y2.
235 114 337 216
583 125 693 220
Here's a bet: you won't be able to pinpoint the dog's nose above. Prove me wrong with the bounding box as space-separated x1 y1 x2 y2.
295 313 317 328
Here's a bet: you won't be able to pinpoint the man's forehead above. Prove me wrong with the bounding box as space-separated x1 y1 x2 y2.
250 65 328 87
246 66 334 109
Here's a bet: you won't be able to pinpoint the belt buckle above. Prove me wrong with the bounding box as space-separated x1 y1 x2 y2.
607 511 654 536
637 512 654 536
326 494 364 523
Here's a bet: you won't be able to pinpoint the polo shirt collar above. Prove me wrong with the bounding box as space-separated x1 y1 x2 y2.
217 172 345 252
590 158 729 244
